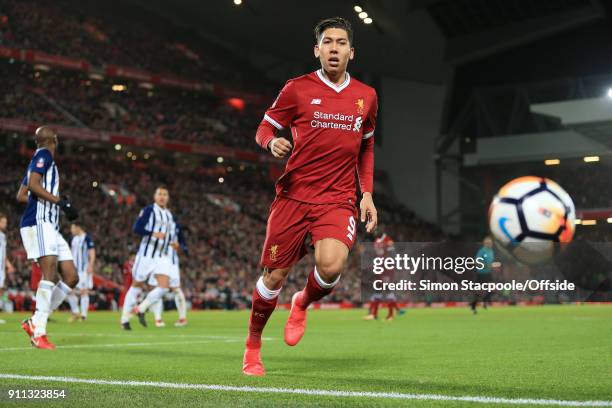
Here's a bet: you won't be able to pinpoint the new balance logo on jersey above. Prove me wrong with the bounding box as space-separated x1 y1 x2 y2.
311 98 321 105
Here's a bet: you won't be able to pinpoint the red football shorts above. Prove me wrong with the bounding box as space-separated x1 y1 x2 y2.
260 196 358 269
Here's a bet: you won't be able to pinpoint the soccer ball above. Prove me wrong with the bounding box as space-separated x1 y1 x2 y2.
488 176 576 263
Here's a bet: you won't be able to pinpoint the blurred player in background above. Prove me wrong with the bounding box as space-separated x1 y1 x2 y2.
120 186 175 330
149 223 188 327
470 236 496 314
66 222 96 322
19 126 79 349
0 213 16 322
364 230 403 321
243 17 378 376
120 254 135 307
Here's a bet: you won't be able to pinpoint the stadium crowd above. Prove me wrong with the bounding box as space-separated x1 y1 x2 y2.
0 0 271 88
0 61 264 150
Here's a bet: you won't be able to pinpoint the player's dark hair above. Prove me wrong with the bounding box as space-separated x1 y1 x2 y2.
155 185 169 193
72 220 85 230
0 212 6 220
314 17 353 46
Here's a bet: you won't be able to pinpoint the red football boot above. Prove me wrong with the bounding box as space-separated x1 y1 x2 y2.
284 291 307 346
21 318 35 338
31 335 56 350
242 345 265 376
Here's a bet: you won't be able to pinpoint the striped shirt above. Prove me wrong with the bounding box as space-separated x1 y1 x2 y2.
0 231 6 275
71 233 95 274
20 148 60 229
133 203 176 259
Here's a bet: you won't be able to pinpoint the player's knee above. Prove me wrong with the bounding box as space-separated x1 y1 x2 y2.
64 274 79 288
262 267 289 289
316 259 344 283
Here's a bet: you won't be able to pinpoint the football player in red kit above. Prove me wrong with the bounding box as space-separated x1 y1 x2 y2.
364 231 401 321
243 17 378 376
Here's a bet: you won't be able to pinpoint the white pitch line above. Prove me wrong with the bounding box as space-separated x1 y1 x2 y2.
53 333 263 340
0 339 241 352
0 332 274 341
0 374 610 406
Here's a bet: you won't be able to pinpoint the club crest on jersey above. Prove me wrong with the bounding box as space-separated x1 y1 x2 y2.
355 98 365 115
36 158 45 168
311 98 322 105
269 244 279 261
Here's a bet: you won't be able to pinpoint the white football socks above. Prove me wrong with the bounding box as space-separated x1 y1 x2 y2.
32 280 54 337
80 294 89 318
121 286 142 323
67 293 80 315
50 281 72 311
174 288 187 320
151 299 163 321
137 287 169 313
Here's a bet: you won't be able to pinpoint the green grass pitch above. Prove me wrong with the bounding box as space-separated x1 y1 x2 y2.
0 305 610 407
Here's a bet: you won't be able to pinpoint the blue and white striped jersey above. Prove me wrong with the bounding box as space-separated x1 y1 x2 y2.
133 203 176 259
0 231 6 274
71 233 95 273
20 148 60 229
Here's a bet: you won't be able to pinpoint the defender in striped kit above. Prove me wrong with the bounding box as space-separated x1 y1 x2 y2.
19 127 80 350
148 223 189 327
120 186 176 330
66 222 96 322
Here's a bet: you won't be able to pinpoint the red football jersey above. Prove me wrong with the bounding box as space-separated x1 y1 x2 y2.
263 69 377 204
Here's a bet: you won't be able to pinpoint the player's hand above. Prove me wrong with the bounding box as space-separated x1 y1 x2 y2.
269 137 292 158
170 241 180 251
360 192 377 233
152 232 166 239
58 196 79 221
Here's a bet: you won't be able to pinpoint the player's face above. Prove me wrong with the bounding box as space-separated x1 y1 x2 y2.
154 188 169 207
314 28 354 76
484 237 493 248
0 217 6 231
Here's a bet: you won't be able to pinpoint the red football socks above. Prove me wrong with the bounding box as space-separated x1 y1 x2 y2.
387 301 397 319
370 300 380 318
247 280 279 348
298 268 338 309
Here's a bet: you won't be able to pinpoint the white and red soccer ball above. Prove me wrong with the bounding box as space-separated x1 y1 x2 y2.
488 176 576 263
